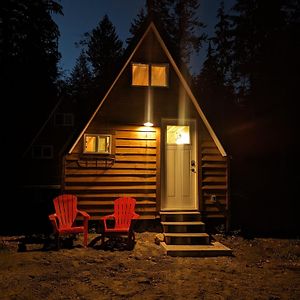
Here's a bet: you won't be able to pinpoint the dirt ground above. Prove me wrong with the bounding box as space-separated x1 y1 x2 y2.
0 231 300 300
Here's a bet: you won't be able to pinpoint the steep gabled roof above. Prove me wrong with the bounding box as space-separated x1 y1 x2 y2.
69 22 227 156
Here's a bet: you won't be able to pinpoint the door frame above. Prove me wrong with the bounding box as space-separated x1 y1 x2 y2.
160 118 198 211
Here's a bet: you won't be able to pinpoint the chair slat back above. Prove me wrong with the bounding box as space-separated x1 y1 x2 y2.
53 194 78 229
114 197 136 229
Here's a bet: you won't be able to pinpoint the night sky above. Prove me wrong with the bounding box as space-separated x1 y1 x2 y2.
53 0 235 77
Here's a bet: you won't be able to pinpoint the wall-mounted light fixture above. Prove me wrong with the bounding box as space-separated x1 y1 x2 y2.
144 121 153 127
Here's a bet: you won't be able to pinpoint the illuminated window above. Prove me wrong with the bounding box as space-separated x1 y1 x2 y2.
84 134 112 154
32 145 53 159
167 126 190 145
151 65 167 86
132 63 168 87
132 64 149 86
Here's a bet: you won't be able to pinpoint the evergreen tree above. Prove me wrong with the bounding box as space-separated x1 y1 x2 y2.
0 0 62 93
172 0 206 64
229 0 291 109
65 50 93 118
195 41 234 132
84 15 124 82
126 7 147 44
213 0 232 85
127 0 206 66
68 50 92 97
0 0 62 154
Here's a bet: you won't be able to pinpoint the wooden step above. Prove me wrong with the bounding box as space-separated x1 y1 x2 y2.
160 241 232 257
164 232 210 245
161 221 205 233
160 211 201 222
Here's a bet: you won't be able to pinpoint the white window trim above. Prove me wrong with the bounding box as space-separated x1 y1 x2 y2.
83 134 112 154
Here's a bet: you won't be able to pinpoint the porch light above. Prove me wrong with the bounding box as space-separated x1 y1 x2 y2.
144 122 153 127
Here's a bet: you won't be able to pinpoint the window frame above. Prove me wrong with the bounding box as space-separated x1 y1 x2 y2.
83 134 112 155
32 145 54 159
131 62 169 87
54 113 74 127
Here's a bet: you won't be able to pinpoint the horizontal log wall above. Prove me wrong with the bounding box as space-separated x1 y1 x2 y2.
200 140 229 223
63 126 159 220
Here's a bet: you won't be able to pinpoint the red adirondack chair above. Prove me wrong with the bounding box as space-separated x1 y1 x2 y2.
101 197 140 249
48 194 90 248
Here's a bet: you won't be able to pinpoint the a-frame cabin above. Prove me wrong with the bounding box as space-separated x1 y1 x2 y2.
63 22 231 256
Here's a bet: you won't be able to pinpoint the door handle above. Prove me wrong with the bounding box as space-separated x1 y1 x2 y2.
191 160 196 173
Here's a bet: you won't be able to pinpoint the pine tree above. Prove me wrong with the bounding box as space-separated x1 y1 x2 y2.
172 0 206 64
126 7 147 44
0 0 62 154
68 50 92 97
127 0 206 66
195 41 226 124
84 15 124 81
213 0 232 85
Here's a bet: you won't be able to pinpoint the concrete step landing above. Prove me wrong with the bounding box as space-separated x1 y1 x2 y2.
160 241 233 257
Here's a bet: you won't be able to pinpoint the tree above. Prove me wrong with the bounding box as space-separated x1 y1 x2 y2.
0 0 62 92
194 41 234 132
213 0 232 85
126 7 147 44
0 0 62 154
68 50 92 97
83 14 124 82
127 0 206 66
172 0 206 64
229 0 293 110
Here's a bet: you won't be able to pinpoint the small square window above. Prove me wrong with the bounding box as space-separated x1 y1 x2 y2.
151 65 168 86
132 64 149 86
84 134 112 154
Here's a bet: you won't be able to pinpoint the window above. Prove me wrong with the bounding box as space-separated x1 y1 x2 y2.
84 134 112 154
132 64 149 86
132 63 168 87
32 145 53 159
167 126 190 145
55 113 74 126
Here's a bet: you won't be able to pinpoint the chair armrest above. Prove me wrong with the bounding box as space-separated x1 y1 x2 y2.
132 213 140 219
101 214 115 231
77 210 91 220
101 214 115 220
48 213 59 232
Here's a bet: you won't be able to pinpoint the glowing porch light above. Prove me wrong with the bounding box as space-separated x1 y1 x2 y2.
144 122 153 127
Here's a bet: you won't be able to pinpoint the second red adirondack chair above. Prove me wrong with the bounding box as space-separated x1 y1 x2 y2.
49 194 90 248
101 197 140 249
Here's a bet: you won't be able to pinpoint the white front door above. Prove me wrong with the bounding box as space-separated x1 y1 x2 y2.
161 120 198 210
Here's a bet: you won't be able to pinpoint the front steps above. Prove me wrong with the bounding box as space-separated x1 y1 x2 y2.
160 211 232 257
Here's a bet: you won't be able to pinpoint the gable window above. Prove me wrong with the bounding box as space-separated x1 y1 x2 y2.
55 113 74 126
84 134 112 154
32 145 53 159
132 63 168 87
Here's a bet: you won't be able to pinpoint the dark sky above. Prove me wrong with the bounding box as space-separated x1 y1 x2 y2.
53 0 235 77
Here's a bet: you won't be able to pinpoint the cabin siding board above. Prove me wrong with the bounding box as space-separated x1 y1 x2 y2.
63 125 159 219
200 139 229 224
